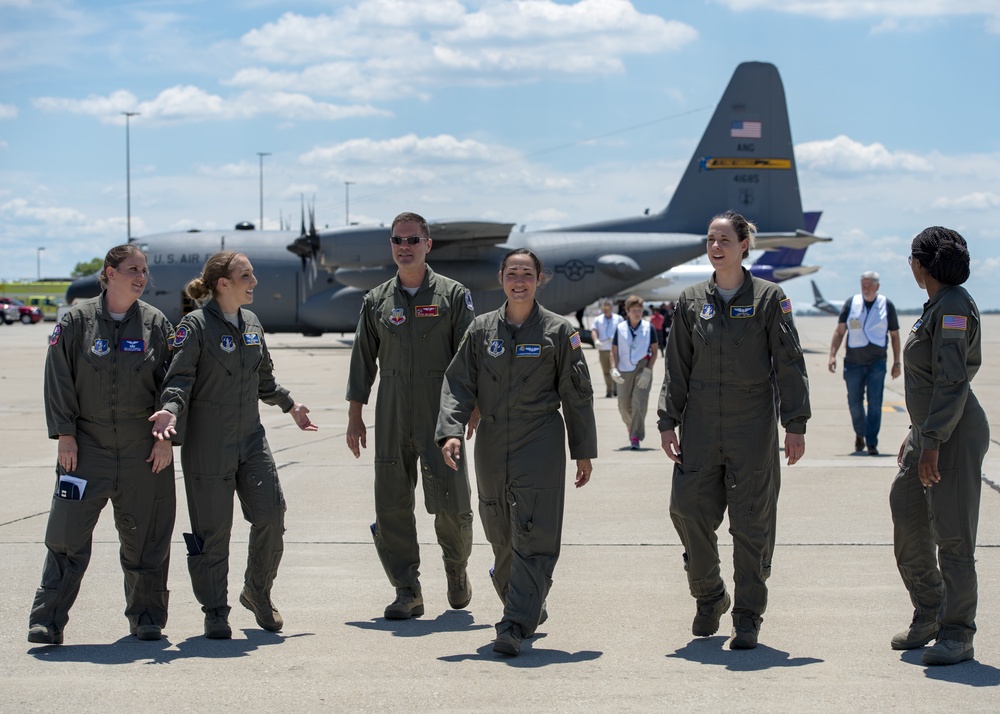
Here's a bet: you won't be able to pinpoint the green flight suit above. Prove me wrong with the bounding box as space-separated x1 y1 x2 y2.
160 300 294 612
31 294 176 634
436 301 597 637
890 285 989 644
658 270 810 622
346 267 475 597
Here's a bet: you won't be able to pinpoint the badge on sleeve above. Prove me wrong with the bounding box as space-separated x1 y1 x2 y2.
730 305 755 318
910 318 923 333
243 332 261 346
700 304 715 320
780 298 793 314
389 308 406 325
488 339 505 357
220 335 236 353
465 289 474 311
569 331 582 350
415 305 439 318
172 325 189 347
942 315 967 331
91 339 110 356
516 344 541 358
120 339 145 353
49 324 62 347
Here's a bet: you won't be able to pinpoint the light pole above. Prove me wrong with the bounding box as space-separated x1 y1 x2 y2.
37 247 45 281
344 181 355 226
257 152 271 230
122 111 140 241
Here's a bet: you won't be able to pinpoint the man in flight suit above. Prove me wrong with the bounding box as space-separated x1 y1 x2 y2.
346 212 475 619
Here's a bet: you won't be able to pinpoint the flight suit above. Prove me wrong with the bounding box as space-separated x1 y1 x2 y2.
346 267 475 597
160 300 294 612
890 285 989 644
658 270 809 622
31 294 176 634
436 302 597 637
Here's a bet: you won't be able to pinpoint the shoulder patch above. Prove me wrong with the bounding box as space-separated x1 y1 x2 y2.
569 331 582 350
780 298 792 314
910 318 923 333
172 325 189 347
942 315 967 331
48 323 62 347
465 289 474 311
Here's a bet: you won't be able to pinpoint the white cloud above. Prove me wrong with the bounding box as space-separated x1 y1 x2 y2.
712 0 1000 22
931 191 1000 210
0 103 17 119
300 134 519 165
795 135 933 173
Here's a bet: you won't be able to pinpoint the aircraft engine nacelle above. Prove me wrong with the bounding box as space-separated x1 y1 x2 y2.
298 285 366 334
316 227 391 269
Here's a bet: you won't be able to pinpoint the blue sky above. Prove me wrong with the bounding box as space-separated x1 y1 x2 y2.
1 0 998 311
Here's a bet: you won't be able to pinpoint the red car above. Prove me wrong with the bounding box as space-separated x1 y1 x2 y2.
0 297 44 324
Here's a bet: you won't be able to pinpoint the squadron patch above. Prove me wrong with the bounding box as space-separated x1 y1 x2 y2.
700 304 715 320
780 298 793 314
220 335 236 353
243 332 261 346
415 305 438 318
730 305 755 319
942 315 967 331
120 339 145 353
911 318 923 333
516 344 541 358
172 325 189 347
49 324 62 347
389 308 406 325
488 339 505 358
91 339 110 356
465 289 474 311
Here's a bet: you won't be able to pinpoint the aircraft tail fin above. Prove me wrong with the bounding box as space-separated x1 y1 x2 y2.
565 62 804 235
811 279 824 303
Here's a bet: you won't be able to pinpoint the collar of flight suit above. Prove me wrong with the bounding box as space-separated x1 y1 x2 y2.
96 290 140 323
392 265 437 298
705 266 754 300
203 298 245 330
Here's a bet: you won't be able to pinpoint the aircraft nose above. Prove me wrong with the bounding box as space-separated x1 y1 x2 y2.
66 274 102 304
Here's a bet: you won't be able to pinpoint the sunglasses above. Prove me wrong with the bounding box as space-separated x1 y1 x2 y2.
390 235 425 245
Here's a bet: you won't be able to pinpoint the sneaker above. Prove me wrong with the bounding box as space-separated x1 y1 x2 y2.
493 623 523 656
891 619 938 650
203 607 232 639
446 568 472 609
922 639 974 666
27 623 63 645
240 589 283 632
692 591 731 637
384 591 424 620
131 612 162 641
855 436 864 452
868 445 879 456
630 435 640 450
729 614 761 650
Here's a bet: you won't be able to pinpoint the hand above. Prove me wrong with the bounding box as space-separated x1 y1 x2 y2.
636 367 652 390
891 363 902 380
828 356 837 373
593 338 601 349
347 412 367 458
610 367 624 385
57 435 78 473
897 436 907 469
149 410 177 440
146 439 173 473
661 429 681 464
575 458 592 488
441 437 462 470
784 432 805 465
466 406 481 440
290 403 319 431
918 448 941 486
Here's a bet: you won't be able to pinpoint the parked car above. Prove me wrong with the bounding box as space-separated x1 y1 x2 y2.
0 297 44 324
0 298 18 325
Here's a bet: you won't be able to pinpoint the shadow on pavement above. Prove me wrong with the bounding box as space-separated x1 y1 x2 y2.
898 649 1000 686
438 634 603 668
345 609 492 638
667 636 823 671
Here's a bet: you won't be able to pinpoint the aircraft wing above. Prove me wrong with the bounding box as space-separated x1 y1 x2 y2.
754 231 832 249
427 220 515 243
772 265 820 281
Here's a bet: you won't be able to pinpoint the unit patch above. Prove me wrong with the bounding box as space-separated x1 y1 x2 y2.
465 289 474 311
120 339 145 353
488 339 505 358
415 305 439 318
389 308 406 325
780 298 793 314
220 335 236 353
942 315 967 331
243 332 261 346
730 305 755 319
700 304 715 320
172 325 189 347
516 344 541 358
49 324 62 347
569 331 582 350
91 339 110 356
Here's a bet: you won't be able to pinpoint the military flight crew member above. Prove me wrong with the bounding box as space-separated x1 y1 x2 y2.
590 300 623 398
346 212 476 620
149 251 317 639
611 295 656 450
437 248 597 657
659 211 810 650
889 226 989 666
28 244 176 645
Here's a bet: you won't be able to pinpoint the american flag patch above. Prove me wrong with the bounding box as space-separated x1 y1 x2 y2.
569 331 581 349
780 298 792 314
731 120 762 139
942 315 967 330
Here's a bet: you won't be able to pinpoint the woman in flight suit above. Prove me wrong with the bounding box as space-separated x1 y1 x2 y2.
29 244 175 645
658 211 810 650
889 226 989 666
150 251 317 639
437 248 597 657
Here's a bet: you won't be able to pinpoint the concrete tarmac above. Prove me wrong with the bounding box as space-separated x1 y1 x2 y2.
1 315 998 712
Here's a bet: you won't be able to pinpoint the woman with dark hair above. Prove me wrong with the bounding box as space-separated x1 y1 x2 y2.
29 245 175 645
658 210 810 650
889 226 989 666
436 248 597 656
149 251 317 639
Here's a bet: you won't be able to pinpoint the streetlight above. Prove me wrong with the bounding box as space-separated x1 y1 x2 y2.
37 247 45 281
344 181 355 226
122 111 140 240
257 152 271 230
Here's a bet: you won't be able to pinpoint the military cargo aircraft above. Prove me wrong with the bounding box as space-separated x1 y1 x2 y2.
66 61 827 335
810 279 845 316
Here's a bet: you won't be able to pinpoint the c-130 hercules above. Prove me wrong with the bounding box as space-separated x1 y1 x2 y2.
67 62 828 334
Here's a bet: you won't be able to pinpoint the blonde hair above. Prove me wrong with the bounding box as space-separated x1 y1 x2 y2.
185 251 242 302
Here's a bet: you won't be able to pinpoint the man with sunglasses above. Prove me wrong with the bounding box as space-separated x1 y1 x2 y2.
346 212 476 620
